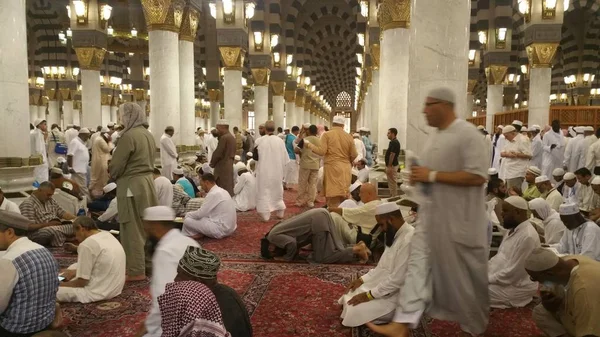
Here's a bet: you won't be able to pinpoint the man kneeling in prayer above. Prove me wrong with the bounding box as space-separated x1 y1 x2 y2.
338 202 414 327
57 216 126 303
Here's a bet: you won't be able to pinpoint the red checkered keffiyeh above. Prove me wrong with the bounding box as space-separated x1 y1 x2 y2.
158 281 230 337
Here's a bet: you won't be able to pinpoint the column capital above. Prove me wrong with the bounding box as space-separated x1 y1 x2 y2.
467 80 478 94
208 89 221 102
370 44 380 70
295 91 305 107
378 0 411 31
46 89 58 101
179 6 200 42
284 90 296 103
271 81 285 96
485 65 508 85
526 43 559 69
219 46 245 70
251 68 270 86
59 88 73 101
304 96 312 110
101 94 112 105
141 0 185 33
74 47 106 71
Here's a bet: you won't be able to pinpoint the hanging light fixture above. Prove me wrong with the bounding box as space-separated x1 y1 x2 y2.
72 67 80 77
107 26 114 36
202 67 206 76
66 28 72 38
273 52 281 66
496 28 507 49
543 0 557 18
357 33 365 47
245 2 255 19
253 31 263 51
468 50 476 66
520 64 528 74
478 31 487 45
73 0 88 24
357 53 363 64
304 77 310 86
270 34 279 48
100 4 112 21
360 0 368 17
66 5 71 18
131 27 138 37
286 54 293 65
209 3 217 19
286 65 293 75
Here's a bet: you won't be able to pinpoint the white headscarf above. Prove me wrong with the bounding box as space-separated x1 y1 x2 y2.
120 102 146 134
528 198 560 224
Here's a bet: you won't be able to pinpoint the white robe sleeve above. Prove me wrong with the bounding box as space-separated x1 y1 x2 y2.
98 199 118 222
369 238 411 298
186 192 218 220
234 174 246 195
488 235 538 285
581 226 600 260
161 137 178 159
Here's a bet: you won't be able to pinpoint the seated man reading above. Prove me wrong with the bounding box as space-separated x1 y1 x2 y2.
339 202 414 327
19 181 76 247
57 217 126 303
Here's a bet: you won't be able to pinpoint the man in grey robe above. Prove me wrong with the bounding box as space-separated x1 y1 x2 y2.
368 88 489 337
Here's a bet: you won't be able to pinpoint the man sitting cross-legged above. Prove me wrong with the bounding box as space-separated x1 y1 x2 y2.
261 208 370 264
19 181 76 247
488 196 541 308
338 202 414 327
174 246 253 337
182 173 237 240
56 216 126 303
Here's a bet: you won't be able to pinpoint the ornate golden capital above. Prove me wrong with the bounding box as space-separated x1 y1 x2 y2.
141 0 185 33
74 47 106 71
179 7 199 42
378 0 411 31
366 67 373 85
467 79 478 94
219 46 245 70
195 109 202 118
208 89 221 102
284 90 296 103
133 89 146 101
101 94 112 105
304 97 312 110
485 65 508 85
370 44 380 70
46 89 58 101
271 81 285 96
295 93 305 107
526 43 559 69
59 88 72 101
251 68 270 86
29 95 36 105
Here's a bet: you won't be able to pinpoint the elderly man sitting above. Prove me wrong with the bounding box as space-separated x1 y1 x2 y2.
57 217 126 303
182 173 237 240
535 175 563 212
528 198 567 245
488 196 541 308
338 202 414 327
522 166 542 201
19 181 76 246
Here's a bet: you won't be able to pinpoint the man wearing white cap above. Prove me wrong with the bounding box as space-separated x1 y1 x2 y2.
352 132 366 165
574 168 600 214
552 168 566 195
542 120 566 180
232 155 246 185
359 127 373 166
500 125 532 190
339 202 414 328
491 125 505 172
535 175 563 212
233 166 256 212
90 128 113 198
245 151 255 174
563 171 580 203
173 167 195 198
528 198 566 245
552 202 600 261
529 125 543 170
525 248 600 337
195 128 205 153
585 127 600 174
96 182 119 225
306 115 358 208
488 196 541 308
67 128 91 199
210 119 236 196
159 126 178 181
139 206 200 337
522 166 542 201
283 126 300 189
563 126 585 172
339 181 363 209
31 118 49 184
356 158 370 183
47 123 67 169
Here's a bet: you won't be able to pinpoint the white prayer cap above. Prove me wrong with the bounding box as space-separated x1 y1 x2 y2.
531 125 541 131
559 202 579 216
57 157 67 164
78 128 91 134
246 152 253 157
505 196 529 211
352 133 360 138
363 127 370 132
574 126 585 133
101 127 110 133
303 123 311 128
107 122 115 127
375 202 400 215
552 168 565 176
332 115 345 125
527 166 542 176
234 155 241 161
427 87 456 103
521 126 529 132
173 167 184 175
103 182 117 193
564 172 576 180
476 125 485 130
525 248 559 272
202 163 213 174
358 127 366 132
33 118 46 126
216 119 229 126
50 167 63 175
512 120 523 127
487 168 498 175
591 176 600 185
568 126 576 137
496 125 504 129
143 206 176 221
502 125 516 134
535 175 550 183
349 181 362 193
585 126 595 132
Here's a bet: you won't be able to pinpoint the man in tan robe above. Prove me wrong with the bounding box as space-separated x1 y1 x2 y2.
108 102 158 281
90 131 113 197
210 119 236 196
307 115 357 207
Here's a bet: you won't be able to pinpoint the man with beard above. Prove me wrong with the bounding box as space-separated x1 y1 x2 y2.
552 203 600 261
486 178 506 227
488 196 541 308
339 202 414 327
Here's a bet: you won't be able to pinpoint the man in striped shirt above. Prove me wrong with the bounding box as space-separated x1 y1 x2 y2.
19 182 76 247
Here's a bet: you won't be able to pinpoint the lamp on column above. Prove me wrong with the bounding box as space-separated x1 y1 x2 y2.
131 27 138 38
144 67 150 80
468 50 477 66
221 0 235 23
564 75 576 89
357 53 363 65
66 28 72 38
273 52 281 67
99 3 112 28
270 34 279 48
58 31 67 44
495 28 507 49
107 26 114 35
286 65 292 76
505 73 520 86
245 2 255 19
286 54 293 65
582 73 595 86
478 31 487 47
72 0 89 24
253 31 264 51
66 5 71 18
357 33 365 47
542 0 557 19
518 0 531 22
209 2 217 18
360 0 369 17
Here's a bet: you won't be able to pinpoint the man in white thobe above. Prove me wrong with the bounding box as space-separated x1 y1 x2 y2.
31 118 49 184
488 197 541 308
563 126 585 173
500 125 531 189
195 128 205 153
64 124 79 149
233 168 256 212
551 202 600 261
586 131 600 174
254 120 290 222
530 125 543 170
353 133 367 164
574 168 600 214
160 126 178 180
535 175 563 212
542 120 566 180
491 126 505 173
232 155 246 185
152 168 174 207
356 159 370 183
205 128 219 163
182 173 237 239
339 202 414 327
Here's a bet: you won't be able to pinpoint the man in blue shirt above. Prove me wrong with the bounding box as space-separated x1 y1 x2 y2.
173 168 195 198
284 126 300 189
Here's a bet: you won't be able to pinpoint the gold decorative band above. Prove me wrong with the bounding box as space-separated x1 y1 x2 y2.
467 79 478 94
526 43 559 69
219 46 245 70
74 47 106 71
378 0 411 31
295 94 304 107
251 68 270 86
179 6 199 42
141 0 185 33
271 81 285 96
485 65 508 85
284 90 296 103
208 89 221 102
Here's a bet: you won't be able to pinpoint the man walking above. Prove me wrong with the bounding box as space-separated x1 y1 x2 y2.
210 119 236 196
385 128 401 197
67 128 91 199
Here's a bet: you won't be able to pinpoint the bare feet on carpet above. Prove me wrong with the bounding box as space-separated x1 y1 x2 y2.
126 275 146 282
50 303 63 329
353 241 371 264
365 322 410 337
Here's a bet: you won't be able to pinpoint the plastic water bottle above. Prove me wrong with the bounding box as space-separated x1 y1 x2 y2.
77 208 86 216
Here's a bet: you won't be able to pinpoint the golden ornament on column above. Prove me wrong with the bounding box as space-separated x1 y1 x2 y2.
101 94 111 105
485 65 508 85
179 6 199 42
467 80 478 94
195 109 202 118
366 67 373 85
46 89 58 101
141 0 185 33
305 97 312 110
74 47 106 71
208 89 221 102
251 68 270 86
29 95 36 105
59 88 72 101
271 81 285 96
295 93 305 107
284 90 295 103
370 44 380 70
526 43 559 68
133 88 146 101
378 0 411 30
219 47 245 70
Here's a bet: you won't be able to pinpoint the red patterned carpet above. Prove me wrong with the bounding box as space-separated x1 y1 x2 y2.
51 189 541 337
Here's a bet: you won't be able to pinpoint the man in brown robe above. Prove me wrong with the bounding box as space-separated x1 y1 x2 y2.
307 116 357 207
210 119 236 196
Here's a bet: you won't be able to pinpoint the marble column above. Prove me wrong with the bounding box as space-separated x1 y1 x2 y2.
252 68 269 126
80 68 102 127
101 94 111 126
529 67 552 127
370 64 380 140
38 103 46 119
295 93 305 126
219 47 245 130
62 96 74 127
272 81 285 129
110 105 118 123
485 66 507 131
304 97 311 125
29 104 38 123
208 89 220 128
405 0 469 153
72 102 81 126
195 116 202 130
284 90 296 128
179 6 199 145
466 94 474 118
46 93 60 127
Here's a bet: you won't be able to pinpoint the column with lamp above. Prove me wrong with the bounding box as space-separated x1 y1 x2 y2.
284 82 296 129
249 12 271 126
179 2 201 145
369 41 380 140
